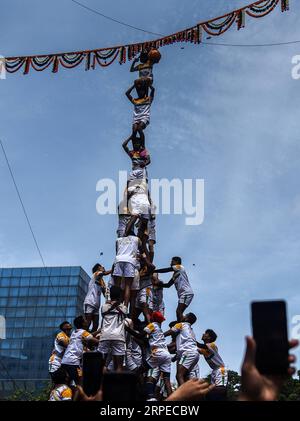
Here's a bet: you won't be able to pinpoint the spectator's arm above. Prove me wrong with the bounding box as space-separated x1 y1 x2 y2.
166 379 215 401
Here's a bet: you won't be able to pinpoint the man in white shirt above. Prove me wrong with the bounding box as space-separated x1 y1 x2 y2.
125 81 155 138
143 311 172 399
83 263 111 332
198 329 228 400
61 316 99 385
98 286 128 372
164 313 199 385
48 321 72 377
155 256 194 321
152 273 165 316
113 232 144 309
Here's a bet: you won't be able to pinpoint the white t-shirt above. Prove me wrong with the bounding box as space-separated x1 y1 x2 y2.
49 385 72 401
61 329 92 366
202 342 225 370
144 322 168 351
172 265 193 297
115 236 139 266
171 322 198 355
49 331 70 372
83 274 104 308
99 302 127 342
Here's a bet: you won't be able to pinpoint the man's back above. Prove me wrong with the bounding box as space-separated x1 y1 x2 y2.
100 301 127 342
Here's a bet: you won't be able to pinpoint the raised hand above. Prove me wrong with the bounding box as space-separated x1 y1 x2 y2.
239 336 298 401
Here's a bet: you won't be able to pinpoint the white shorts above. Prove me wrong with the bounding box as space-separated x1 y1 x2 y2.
129 168 148 181
178 293 194 307
147 366 160 380
126 353 142 371
113 262 136 278
147 349 171 374
211 367 228 387
133 116 150 127
83 304 99 315
110 271 139 291
98 340 126 356
128 193 150 219
178 351 200 371
136 287 153 310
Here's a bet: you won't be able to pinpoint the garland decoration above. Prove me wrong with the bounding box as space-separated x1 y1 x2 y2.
5 0 288 76
246 0 279 17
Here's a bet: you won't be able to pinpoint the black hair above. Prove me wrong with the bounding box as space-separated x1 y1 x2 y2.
132 137 142 150
172 256 182 265
187 313 197 325
110 286 122 301
51 367 69 385
92 263 101 274
206 329 217 342
140 51 149 63
59 321 70 331
169 320 177 329
73 315 85 329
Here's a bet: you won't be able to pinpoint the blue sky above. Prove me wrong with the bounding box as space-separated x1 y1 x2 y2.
1 0 300 376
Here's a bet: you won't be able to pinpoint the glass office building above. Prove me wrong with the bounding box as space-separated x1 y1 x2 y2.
0 266 89 396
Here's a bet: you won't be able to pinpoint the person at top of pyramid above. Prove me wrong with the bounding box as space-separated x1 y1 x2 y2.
130 50 154 85
130 48 161 86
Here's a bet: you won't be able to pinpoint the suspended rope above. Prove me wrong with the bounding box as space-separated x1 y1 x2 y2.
5 0 289 75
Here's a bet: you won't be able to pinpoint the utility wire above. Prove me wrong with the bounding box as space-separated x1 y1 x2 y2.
202 40 300 47
0 139 62 307
0 140 48 270
70 0 163 37
70 0 300 49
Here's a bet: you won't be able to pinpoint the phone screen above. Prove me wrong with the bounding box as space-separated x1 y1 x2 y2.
102 372 139 401
251 300 289 375
82 352 104 397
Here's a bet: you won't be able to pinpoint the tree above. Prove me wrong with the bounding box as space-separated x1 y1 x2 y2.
278 377 300 401
2 381 51 401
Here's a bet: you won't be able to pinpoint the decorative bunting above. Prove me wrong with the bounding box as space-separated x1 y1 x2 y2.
246 0 279 17
281 0 289 12
5 0 288 76
237 10 246 30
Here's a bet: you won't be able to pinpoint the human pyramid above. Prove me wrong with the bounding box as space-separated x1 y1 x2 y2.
48 48 228 401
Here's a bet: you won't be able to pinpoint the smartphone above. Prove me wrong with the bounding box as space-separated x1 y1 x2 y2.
102 371 139 401
82 352 104 397
251 300 289 375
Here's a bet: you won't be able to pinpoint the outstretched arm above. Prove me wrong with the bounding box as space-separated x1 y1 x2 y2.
164 329 174 337
154 267 174 274
150 86 155 102
122 135 132 157
144 154 151 167
125 325 146 341
125 85 135 103
158 278 175 289
130 57 140 73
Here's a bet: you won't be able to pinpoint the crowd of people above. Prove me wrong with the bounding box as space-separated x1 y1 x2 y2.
47 48 298 402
